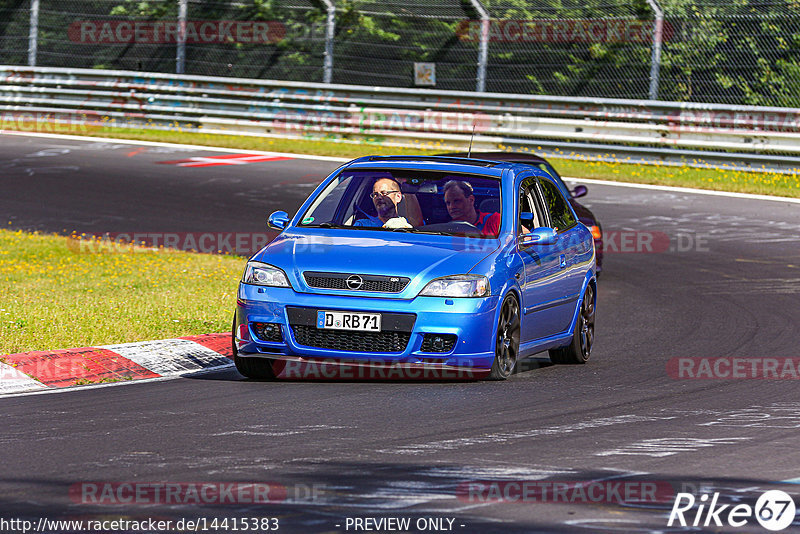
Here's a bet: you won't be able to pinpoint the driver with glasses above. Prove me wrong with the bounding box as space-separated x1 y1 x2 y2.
353 177 414 229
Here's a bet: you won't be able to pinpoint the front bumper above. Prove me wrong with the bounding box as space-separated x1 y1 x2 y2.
234 283 500 371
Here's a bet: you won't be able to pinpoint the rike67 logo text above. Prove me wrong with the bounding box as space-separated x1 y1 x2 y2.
668 490 796 531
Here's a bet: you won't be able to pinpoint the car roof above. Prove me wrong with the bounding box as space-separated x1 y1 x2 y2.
343 155 545 179
443 151 550 165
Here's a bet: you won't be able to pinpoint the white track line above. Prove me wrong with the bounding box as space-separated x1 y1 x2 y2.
0 369 231 399
562 176 800 204
3 131 798 203
0 130 349 162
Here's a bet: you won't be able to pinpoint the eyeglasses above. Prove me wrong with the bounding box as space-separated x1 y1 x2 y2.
370 190 400 199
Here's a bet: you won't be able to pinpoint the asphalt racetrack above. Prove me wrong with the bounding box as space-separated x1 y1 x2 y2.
2 133 800 533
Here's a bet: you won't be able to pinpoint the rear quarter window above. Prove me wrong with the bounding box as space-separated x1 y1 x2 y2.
540 179 576 232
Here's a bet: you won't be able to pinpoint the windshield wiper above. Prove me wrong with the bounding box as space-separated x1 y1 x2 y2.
406 229 451 236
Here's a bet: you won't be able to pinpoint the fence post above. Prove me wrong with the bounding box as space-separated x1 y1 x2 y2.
469 0 489 92
28 0 39 66
176 0 187 74
646 0 664 100
320 0 335 83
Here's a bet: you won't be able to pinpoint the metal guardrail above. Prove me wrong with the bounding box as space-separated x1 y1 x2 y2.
1 66 799 173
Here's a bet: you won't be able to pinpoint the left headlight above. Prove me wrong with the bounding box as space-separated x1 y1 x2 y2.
242 261 291 288
419 275 490 298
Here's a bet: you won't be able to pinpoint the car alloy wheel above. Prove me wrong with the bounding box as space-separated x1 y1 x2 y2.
489 294 520 380
577 284 595 360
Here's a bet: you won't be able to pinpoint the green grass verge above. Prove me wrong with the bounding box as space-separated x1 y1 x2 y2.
0 228 243 354
89 127 800 198
96 127 444 158
547 156 800 198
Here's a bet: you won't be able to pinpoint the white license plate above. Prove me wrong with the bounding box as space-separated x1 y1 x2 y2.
316 310 381 331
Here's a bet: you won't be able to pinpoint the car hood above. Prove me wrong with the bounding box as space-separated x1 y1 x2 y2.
252 228 499 297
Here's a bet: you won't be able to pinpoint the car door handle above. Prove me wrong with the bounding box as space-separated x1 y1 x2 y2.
559 254 566 268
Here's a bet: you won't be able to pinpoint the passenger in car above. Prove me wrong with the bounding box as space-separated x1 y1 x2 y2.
353 177 413 228
443 180 501 236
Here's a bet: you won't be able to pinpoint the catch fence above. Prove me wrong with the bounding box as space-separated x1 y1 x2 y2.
1 1 798 106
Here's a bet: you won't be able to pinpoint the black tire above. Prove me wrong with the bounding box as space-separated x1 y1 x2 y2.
488 294 521 380
231 315 276 379
549 284 595 365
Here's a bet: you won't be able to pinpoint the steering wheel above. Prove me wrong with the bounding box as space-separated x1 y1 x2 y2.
420 221 481 235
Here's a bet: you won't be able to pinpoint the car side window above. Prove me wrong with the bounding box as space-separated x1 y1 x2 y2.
538 178 576 232
518 178 542 234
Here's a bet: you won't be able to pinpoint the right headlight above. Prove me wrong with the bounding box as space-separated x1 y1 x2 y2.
242 261 291 288
419 275 490 298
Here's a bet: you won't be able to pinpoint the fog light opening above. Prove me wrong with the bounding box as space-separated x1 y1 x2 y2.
251 322 284 343
421 333 457 353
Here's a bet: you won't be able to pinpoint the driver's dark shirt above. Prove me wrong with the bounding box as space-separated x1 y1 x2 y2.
353 214 383 227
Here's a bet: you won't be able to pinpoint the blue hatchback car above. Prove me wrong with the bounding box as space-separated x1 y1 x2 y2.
233 156 596 380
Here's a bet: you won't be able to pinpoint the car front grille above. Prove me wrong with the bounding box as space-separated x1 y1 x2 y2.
291 325 411 353
303 272 410 293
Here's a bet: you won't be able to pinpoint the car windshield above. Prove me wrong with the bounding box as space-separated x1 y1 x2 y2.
299 169 502 238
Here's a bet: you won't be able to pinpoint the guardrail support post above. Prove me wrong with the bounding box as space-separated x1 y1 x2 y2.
176 0 187 74
646 0 664 100
321 0 335 83
469 0 489 92
28 0 39 66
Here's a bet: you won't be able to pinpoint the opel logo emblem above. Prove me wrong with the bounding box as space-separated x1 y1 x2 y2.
346 275 364 290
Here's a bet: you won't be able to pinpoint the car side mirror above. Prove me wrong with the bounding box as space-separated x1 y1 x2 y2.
267 210 289 230
571 185 588 199
520 227 557 246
